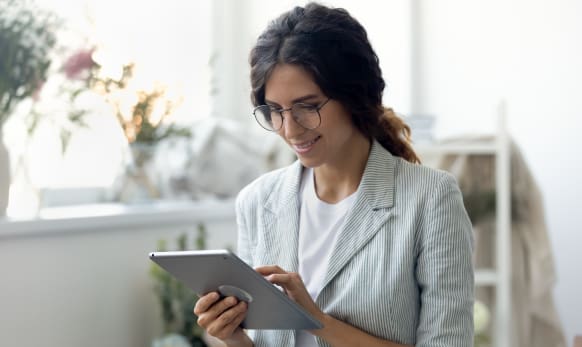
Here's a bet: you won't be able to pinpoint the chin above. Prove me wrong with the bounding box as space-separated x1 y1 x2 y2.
297 157 322 169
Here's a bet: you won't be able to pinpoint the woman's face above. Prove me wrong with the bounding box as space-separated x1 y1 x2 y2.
264 64 363 169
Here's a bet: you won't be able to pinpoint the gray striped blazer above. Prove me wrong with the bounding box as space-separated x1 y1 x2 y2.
235 140 474 346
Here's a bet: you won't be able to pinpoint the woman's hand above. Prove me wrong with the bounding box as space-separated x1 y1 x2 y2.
193 292 252 346
255 265 412 347
255 265 325 326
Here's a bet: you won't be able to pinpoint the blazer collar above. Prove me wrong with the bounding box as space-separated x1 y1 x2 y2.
264 159 303 215
264 140 396 213
321 140 397 290
356 139 396 210
260 140 397 278
260 160 303 272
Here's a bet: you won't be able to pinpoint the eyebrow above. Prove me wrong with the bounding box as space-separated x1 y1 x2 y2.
265 94 321 107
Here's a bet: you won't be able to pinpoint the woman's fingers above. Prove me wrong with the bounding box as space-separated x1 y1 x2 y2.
192 292 251 343
256 266 303 289
206 301 248 340
266 272 302 287
222 309 248 336
193 291 220 315
255 265 286 276
256 266 324 321
193 291 248 335
197 295 241 327
206 301 247 340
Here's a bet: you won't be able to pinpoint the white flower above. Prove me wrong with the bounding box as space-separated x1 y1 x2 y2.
474 300 490 334
152 334 191 347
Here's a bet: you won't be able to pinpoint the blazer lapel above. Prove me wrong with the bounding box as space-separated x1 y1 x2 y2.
261 160 304 272
320 140 397 291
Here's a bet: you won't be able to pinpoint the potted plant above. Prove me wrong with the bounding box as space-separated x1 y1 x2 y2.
0 0 58 126
150 224 208 347
90 62 191 201
0 0 58 215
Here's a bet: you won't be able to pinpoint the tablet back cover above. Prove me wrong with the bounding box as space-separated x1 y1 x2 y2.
149 250 322 330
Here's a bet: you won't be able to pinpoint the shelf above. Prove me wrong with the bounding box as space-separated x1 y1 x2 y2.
0 198 236 238
414 109 511 347
414 140 498 155
475 269 498 286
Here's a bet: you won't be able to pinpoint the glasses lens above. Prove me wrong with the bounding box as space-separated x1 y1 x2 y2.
254 106 282 131
292 104 321 130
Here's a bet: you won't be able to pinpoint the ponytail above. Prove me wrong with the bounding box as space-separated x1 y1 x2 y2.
374 107 421 164
249 3 421 165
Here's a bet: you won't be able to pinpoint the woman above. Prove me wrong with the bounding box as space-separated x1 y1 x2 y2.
194 3 474 346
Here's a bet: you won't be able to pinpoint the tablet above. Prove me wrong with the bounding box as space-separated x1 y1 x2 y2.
149 249 323 330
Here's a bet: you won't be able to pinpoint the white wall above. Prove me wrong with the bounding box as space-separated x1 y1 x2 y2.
3 1 579 346
218 0 582 343
0 218 237 347
419 0 582 343
211 0 412 125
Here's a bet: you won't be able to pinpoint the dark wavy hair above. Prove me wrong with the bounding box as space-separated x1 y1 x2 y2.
249 2 420 164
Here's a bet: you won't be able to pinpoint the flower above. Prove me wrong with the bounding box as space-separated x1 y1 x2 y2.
152 334 192 347
22 45 100 153
474 300 491 347
90 62 190 144
474 300 490 333
0 0 59 126
62 49 96 80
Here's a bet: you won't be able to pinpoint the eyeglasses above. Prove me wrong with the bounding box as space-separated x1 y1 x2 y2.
253 98 331 132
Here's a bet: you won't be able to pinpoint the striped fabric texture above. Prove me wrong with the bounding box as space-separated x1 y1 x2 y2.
235 140 474 347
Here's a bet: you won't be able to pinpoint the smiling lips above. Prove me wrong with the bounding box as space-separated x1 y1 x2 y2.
292 135 321 154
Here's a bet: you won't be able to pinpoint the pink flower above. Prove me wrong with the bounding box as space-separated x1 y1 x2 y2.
62 49 96 80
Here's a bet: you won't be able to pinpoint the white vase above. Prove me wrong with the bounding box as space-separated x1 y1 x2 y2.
117 143 160 202
0 130 10 217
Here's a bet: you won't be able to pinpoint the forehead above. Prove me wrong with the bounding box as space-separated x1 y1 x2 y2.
264 64 323 103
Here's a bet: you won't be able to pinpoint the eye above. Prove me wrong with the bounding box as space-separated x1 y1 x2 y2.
295 103 318 112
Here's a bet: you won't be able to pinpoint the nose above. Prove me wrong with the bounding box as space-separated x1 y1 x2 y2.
280 111 306 138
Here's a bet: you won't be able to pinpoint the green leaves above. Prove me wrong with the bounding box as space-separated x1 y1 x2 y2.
134 119 192 145
0 0 59 125
150 224 207 346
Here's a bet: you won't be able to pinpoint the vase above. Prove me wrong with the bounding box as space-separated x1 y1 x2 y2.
117 143 161 202
0 130 10 217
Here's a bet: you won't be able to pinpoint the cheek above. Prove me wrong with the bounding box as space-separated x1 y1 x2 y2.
276 129 288 142
322 104 353 127
323 112 356 139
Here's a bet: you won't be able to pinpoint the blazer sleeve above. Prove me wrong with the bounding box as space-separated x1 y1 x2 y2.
415 173 474 347
235 188 253 267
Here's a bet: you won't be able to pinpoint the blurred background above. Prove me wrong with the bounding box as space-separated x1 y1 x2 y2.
0 0 580 346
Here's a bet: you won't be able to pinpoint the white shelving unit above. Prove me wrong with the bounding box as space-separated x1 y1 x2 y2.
415 112 511 347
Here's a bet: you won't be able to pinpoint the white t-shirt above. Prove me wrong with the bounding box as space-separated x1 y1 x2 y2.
295 168 358 347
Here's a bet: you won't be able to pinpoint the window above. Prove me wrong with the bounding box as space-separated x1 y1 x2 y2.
2 0 411 218
3 0 213 217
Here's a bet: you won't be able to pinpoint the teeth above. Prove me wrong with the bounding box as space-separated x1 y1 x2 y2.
296 136 319 148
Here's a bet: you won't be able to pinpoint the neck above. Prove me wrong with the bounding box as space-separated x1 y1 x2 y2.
313 136 371 204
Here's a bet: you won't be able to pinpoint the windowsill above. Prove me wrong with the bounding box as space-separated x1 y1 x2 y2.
0 198 236 238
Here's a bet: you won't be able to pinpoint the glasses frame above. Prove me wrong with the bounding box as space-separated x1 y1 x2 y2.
253 98 331 132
